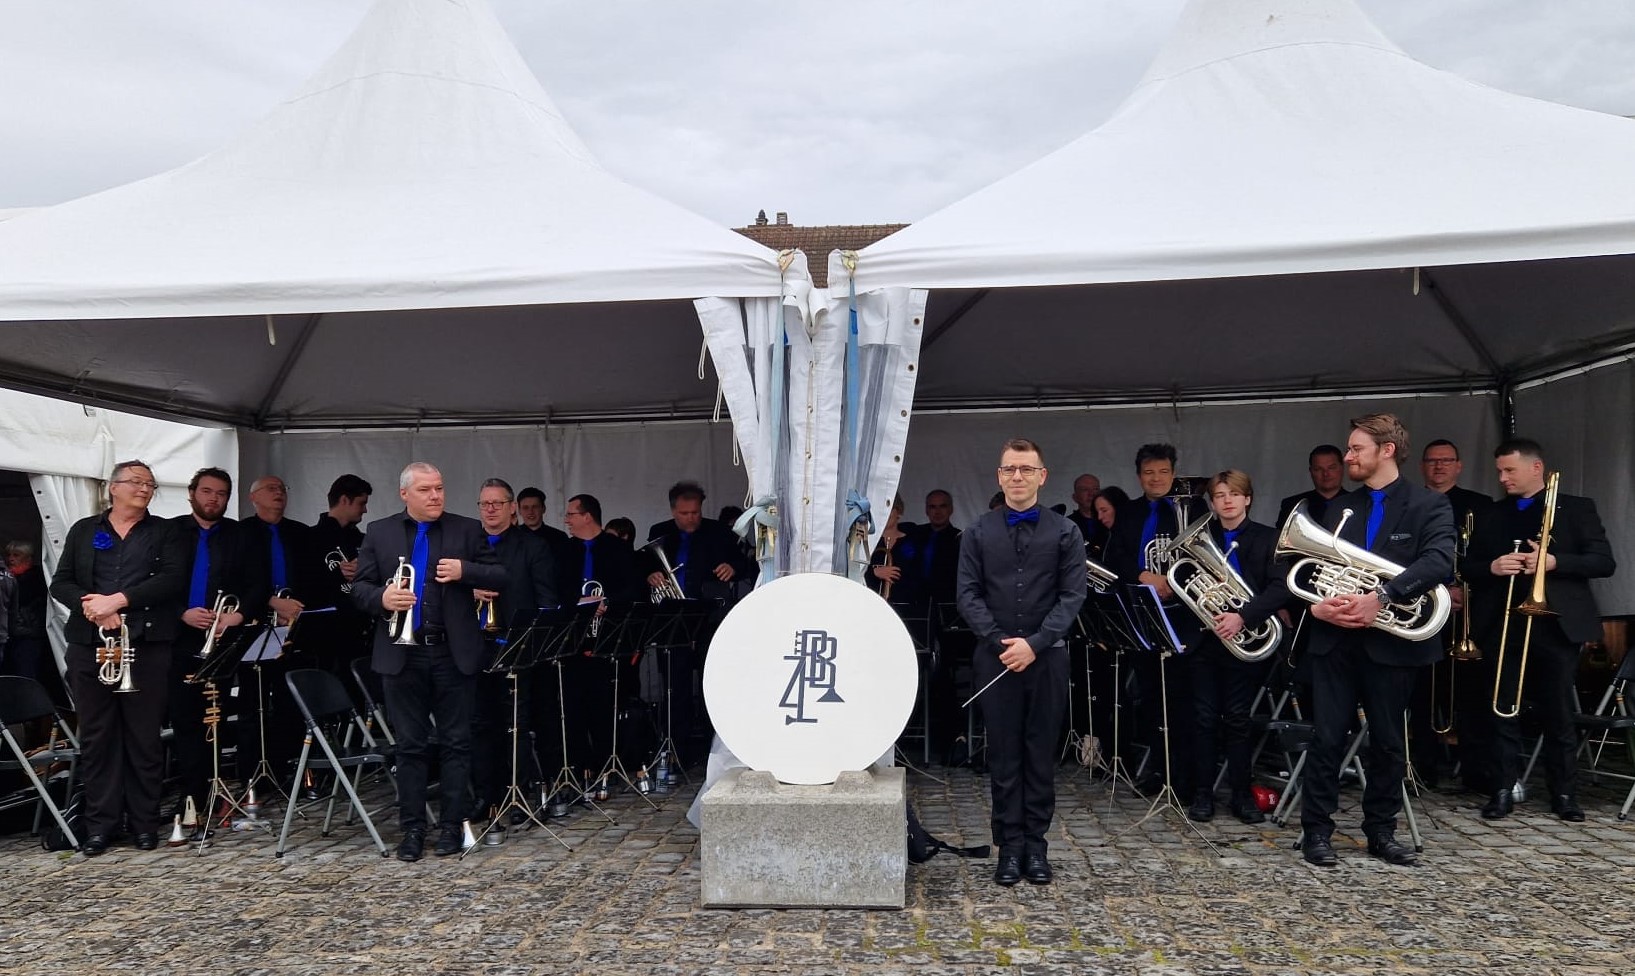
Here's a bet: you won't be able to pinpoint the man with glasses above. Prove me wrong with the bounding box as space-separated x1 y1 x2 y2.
1276 444 1347 530
247 476 314 628
956 439 1086 887
903 490 962 608
1420 440 1493 525
471 478 558 818
49 460 188 855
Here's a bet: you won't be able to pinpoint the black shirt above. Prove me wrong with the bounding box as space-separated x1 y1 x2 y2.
50 511 188 645
955 506 1087 651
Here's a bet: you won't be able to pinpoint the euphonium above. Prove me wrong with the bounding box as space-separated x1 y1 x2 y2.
1085 556 1118 593
1492 471 1561 719
639 537 686 602
97 615 138 693
199 591 239 663
1277 503 1451 641
1165 514 1284 663
1142 495 1191 577
387 556 418 645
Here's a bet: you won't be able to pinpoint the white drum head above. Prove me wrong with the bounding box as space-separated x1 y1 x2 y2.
703 573 918 785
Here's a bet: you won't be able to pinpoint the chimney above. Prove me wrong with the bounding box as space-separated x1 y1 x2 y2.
775 211 789 225
754 209 768 226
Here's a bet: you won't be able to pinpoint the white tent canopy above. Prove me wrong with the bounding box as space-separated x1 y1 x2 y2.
851 0 1635 409
0 0 789 429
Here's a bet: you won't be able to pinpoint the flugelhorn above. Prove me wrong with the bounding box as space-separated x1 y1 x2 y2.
387 556 418 645
475 594 500 634
97 615 137 693
199 591 239 663
639 537 686 602
1493 471 1561 719
1277 503 1451 641
1166 514 1284 663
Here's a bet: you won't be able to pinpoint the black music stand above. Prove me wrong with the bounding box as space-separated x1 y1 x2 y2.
542 601 614 823
587 601 659 809
934 601 984 768
1068 592 1147 798
236 618 300 811
639 597 711 794
1112 583 1223 856
891 599 942 779
184 623 269 850
466 608 571 856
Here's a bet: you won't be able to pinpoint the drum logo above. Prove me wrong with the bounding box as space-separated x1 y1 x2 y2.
780 628 844 724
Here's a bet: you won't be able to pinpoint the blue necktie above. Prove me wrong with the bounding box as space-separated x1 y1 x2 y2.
1005 508 1039 526
410 521 430 629
1222 528 1242 575
1517 496 1536 512
268 522 287 591
1365 489 1388 549
676 531 690 592
582 539 595 582
1139 500 1161 570
189 524 216 609
922 531 937 578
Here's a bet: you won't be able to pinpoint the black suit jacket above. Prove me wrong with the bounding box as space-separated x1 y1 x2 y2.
559 533 642 604
903 523 962 604
170 515 270 655
1300 478 1455 667
642 518 750 602
248 516 321 605
51 512 189 646
491 526 559 627
1440 485 1495 526
1103 496 1188 584
1275 489 1344 533
351 512 508 676
1464 493 1615 646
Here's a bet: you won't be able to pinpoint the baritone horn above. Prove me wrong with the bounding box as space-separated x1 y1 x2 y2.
1277 503 1451 641
1492 471 1560 719
639 537 686 602
199 591 239 663
1141 495 1190 577
1085 556 1118 593
1166 514 1284 663
387 556 418 645
97 615 137 693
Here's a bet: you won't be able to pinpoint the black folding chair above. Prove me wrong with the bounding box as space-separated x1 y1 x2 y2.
349 657 396 747
0 676 81 848
1574 650 1635 820
276 669 392 857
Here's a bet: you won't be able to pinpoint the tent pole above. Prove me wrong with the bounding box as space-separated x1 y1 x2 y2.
252 313 324 430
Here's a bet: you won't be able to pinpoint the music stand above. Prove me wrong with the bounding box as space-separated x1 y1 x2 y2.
542 600 614 823
934 601 984 768
466 608 570 856
1068 592 1145 798
1113 583 1223 856
185 623 270 850
890 599 943 781
588 601 659 809
237 618 298 811
640 597 712 793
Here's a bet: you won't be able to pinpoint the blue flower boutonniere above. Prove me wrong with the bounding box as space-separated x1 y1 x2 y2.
898 542 917 560
92 531 114 551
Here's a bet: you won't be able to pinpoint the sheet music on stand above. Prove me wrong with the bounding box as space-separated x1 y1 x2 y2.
1122 583 1185 657
1076 591 1146 656
641 598 712 650
487 605 596 674
185 623 267 686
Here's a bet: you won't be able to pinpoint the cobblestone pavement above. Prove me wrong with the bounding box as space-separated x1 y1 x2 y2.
4 766 1634 975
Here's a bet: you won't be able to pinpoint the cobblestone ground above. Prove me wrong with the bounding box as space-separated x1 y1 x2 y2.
4 765 1634 975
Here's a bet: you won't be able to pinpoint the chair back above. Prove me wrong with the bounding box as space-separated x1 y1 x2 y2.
0 676 59 725
285 668 358 728
349 657 385 712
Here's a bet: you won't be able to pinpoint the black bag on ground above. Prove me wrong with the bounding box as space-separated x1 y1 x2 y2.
907 803 989 863
40 786 84 852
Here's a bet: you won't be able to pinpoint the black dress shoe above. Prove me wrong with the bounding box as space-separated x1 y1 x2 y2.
1481 789 1514 820
993 854 1022 887
1186 791 1215 822
1229 791 1265 825
1552 794 1585 822
396 830 425 863
433 823 463 856
1301 835 1338 867
133 832 159 851
81 834 113 857
1366 834 1418 866
1022 853 1053 885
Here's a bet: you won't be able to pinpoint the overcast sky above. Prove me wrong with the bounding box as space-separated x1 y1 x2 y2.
2 0 1632 226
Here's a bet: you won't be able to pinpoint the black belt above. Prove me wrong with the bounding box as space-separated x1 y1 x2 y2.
420 629 449 646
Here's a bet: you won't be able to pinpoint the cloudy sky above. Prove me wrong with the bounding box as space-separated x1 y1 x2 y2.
1 0 1632 227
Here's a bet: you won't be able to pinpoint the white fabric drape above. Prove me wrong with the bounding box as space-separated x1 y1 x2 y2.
28 474 104 682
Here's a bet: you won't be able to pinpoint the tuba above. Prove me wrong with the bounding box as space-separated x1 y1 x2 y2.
639 537 686 602
1277 503 1451 642
1165 514 1284 662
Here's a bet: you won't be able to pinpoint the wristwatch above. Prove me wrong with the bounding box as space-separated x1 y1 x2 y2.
1372 584 1392 605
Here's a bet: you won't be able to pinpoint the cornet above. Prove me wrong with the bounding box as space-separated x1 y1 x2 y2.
1165 514 1284 663
387 556 418 645
199 591 239 663
1493 472 1561 719
324 547 354 594
639 537 686 602
97 615 137 693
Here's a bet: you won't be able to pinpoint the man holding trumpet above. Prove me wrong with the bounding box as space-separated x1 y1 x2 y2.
352 462 507 861
1464 438 1615 822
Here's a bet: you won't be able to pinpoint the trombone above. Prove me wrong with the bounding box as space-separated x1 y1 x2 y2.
199 591 240 663
1492 471 1560 719
387 556 418 645
1432 510 1481 735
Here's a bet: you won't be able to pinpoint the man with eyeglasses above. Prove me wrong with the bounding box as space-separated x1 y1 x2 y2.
956 438 1086 887
470 478 558 818
1276 444 1347 530
903 490 962 609
1420 440 1493 525
247 476 315 628
49 460 188 855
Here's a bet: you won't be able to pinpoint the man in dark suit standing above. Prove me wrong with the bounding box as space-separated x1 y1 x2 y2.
352 462 507 862
1464 438 1615 822
904 490 962 608
561 493 640 773
309 474 373 674
1419 440 1493 524
1297 414 1454 867
1275 444 1347 530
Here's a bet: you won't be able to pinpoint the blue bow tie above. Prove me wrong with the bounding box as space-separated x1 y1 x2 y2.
1005 508 1040 526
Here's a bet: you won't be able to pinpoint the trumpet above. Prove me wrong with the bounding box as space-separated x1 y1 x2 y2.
640 537 686 602
1277 503 1451 641
1493 472 1561 719
1166 514 1284 663
387 556 418 645
97 615 137 693
1085 556 1118 593
199 591 239 663
324 547 354 594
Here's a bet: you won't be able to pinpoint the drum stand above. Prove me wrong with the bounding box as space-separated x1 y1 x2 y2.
466 667 567 857
1113 649 1223 856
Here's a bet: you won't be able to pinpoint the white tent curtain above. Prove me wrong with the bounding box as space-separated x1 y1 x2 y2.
29 474 105 678
825 254 927 577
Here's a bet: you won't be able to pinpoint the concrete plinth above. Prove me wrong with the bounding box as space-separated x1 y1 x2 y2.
700 767 905 909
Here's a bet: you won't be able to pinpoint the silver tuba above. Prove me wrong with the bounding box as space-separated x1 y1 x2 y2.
1085 556 1118 593
1164 514 1284 662
1276 503 1451 641
639 537 686 602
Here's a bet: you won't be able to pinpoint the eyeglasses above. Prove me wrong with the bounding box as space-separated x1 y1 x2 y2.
997 465 1043 478
113 479 159 491
1422 458 1459 466
477 500 512 510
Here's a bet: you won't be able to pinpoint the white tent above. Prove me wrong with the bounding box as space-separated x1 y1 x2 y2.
839 0 1635 611
0 0 791 431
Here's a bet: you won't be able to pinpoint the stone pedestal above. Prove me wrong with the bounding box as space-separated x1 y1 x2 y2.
700 767 905 909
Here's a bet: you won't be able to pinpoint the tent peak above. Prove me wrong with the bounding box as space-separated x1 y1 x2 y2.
1138 0 1403 87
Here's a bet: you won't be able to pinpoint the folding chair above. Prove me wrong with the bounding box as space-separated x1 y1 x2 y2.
349 658 395 746
0 676 82 848
276 669 392 857
1574 650 1635 820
